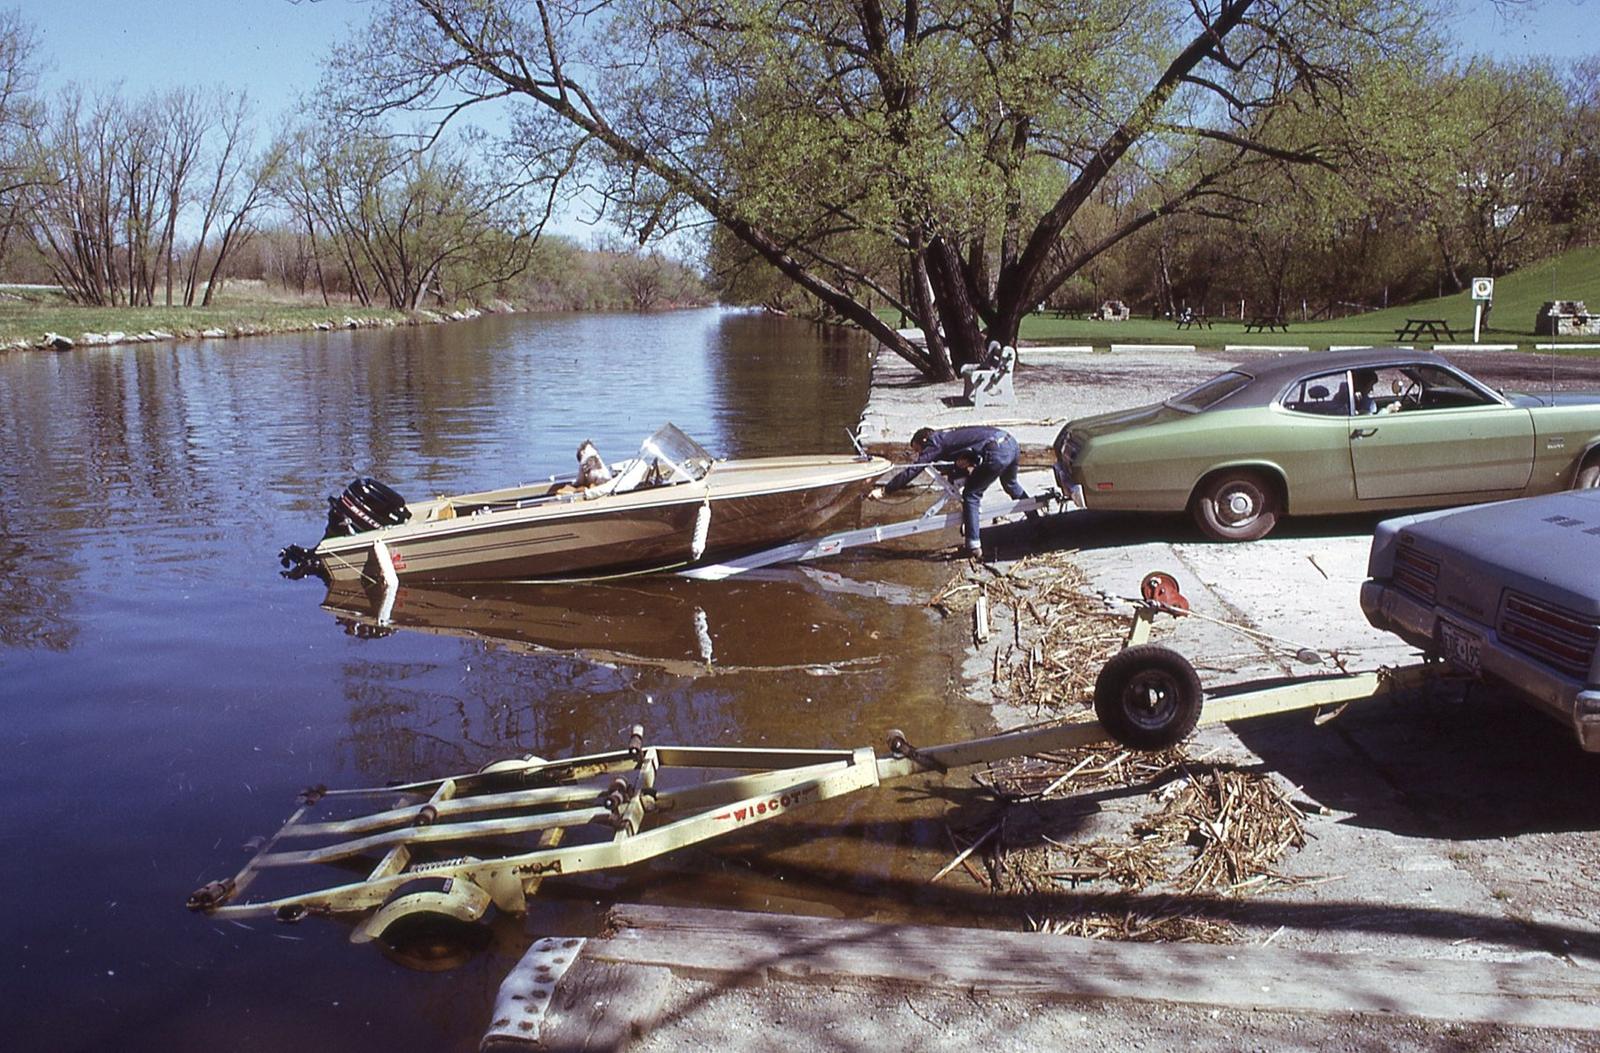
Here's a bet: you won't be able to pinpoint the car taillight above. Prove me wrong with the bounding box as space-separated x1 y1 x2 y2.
1393 543 1438 603
1500 592 1600 680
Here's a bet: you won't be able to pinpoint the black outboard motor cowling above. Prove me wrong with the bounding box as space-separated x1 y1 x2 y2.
323 477 411 539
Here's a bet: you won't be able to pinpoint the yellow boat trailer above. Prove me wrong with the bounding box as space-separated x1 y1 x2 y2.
187 573 1439 949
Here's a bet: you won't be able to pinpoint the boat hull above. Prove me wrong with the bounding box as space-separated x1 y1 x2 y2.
315 458 886 583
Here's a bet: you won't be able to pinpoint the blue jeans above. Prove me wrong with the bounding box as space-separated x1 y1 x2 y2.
962 434 1027 550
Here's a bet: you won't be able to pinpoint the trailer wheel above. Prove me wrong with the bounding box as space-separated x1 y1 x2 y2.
376 910 491 972
1094 645 1203 749
356 877 494 971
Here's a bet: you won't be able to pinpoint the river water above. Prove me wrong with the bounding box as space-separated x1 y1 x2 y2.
0 310 998 1052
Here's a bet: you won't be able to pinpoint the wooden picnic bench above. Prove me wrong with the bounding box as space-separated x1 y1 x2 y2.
1243 317 1289 333
1175 313 1213 330
1394 318 1457 342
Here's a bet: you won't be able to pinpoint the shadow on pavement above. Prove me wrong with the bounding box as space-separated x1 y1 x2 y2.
1227 677 1600 840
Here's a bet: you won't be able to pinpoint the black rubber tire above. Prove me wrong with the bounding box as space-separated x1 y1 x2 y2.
1574 454 1600 490
1093 644 1204 750
376 911 491 973
1191 469 1281 541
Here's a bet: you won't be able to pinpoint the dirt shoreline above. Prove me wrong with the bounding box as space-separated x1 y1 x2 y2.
518 344 1600 1051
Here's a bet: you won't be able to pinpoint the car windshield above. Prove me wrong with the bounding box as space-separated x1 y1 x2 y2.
639 424 714 484
1166 370 1252 412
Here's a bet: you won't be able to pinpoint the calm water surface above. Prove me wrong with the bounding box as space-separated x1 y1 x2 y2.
0 310 996 1052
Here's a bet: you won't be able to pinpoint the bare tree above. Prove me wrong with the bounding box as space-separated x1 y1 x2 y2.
154 88 208 305
19 87 132 304
275 126 535 309
0 7 41 266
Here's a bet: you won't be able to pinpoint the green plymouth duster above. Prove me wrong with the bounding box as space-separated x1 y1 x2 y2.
1052 349 1600 540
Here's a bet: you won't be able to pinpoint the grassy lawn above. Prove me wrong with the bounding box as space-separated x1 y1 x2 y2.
0 285 409 345
1019 244 1600 352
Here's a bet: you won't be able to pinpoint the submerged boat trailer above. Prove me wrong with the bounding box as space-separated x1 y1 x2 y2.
188 572 1440 953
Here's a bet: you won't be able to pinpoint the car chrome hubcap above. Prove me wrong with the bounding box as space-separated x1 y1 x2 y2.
1224 491 1254 520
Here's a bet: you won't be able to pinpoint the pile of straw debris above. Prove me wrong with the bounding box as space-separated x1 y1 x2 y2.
934 551 1129 714
947 750 1312 943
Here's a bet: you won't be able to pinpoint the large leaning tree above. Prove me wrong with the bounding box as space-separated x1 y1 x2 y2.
327 0 1429 378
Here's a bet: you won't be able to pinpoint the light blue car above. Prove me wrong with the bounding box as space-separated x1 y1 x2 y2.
1361 490 1600 751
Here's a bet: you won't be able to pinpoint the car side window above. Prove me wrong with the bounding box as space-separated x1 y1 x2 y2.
1282 372 1351 416
1356 365 1498 414
1405 364 1498 410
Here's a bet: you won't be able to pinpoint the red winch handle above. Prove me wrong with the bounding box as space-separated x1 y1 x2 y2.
1139 571 1190 612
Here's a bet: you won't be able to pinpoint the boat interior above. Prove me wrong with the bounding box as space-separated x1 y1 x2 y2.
415 424 716 522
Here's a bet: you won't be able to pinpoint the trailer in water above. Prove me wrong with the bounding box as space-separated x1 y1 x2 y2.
187 573 1443 957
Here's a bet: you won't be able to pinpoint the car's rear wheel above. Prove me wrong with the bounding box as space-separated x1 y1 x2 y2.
1191 469 1280 541
1574 453 1600 490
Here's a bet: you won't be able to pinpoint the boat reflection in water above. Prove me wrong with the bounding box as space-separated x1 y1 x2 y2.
321 567 918 675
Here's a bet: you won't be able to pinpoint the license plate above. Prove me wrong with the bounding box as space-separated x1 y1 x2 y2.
1437 619 1482 676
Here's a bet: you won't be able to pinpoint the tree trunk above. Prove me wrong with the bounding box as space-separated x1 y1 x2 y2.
925 236 984 367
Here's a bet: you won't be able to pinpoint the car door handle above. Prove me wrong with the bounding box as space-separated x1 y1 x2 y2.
1351 427 1378 439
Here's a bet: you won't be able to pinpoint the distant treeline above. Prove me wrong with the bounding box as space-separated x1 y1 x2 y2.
0 11 709 312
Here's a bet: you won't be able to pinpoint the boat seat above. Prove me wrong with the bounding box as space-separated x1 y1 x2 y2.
584 457 650 498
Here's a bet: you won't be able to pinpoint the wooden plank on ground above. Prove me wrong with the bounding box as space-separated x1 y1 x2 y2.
589 904 1600 1032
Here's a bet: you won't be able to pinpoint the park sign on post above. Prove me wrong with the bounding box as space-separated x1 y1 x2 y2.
1471 277 1494 342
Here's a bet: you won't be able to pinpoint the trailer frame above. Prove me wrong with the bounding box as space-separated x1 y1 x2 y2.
189 573 1442 949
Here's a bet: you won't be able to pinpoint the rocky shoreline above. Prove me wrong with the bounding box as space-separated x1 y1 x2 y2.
5 301 519 354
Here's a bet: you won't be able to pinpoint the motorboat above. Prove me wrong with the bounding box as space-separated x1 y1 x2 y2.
285 424 891 584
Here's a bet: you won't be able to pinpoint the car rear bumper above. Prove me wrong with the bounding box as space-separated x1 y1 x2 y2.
1360 580 1600 751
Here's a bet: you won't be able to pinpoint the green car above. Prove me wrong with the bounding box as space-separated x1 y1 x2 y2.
1052 349 1600 541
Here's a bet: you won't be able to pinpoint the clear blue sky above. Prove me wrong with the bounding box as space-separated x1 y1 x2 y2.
1462 0 1598 60
21 1 1597 108
25 0 366 114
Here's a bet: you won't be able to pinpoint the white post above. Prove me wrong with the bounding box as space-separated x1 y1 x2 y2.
1473 303 1483 344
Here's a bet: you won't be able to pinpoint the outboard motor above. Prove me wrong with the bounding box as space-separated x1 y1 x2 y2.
323 478 411 539
279 478 411 581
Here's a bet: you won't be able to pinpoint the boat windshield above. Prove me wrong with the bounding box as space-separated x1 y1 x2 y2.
639 424 714 484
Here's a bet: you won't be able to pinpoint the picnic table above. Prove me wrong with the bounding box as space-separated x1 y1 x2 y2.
1175 313 1213 330
1243 317 1289 333
1394 318 1457 342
